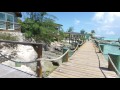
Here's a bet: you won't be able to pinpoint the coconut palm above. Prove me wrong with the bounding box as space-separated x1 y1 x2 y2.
67 27 74 32
91 30 95 34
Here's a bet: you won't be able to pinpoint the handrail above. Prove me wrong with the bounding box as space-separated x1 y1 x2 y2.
97 40 120 77
0 40 82 63
0 40 83 77
70 44 79 52
0 49 69 63
38 49 69 61
0 53 38 63
70 41 84 52
0 40 42 45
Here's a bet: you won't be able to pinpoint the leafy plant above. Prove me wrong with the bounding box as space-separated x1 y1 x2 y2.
20 12 65 45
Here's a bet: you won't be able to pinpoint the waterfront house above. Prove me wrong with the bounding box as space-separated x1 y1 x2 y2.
0 12 22 32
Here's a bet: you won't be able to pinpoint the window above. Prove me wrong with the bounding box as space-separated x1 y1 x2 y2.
0 13 5 21
7 14 14 22
0 12 14 30
7 14 14 30
0 13 6 29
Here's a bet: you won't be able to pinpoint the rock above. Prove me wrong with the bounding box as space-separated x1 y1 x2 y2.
54 46 62 51
49 41 64 53
51 59 62 66
0 45 3 49
14 45 38 62
41 61 53 72
41 60 58 77
43 44 49 51
0 35 66 76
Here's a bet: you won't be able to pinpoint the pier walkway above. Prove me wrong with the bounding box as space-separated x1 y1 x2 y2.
48 40 118 78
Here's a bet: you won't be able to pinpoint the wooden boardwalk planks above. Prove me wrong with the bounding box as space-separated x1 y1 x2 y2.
48 40 118 78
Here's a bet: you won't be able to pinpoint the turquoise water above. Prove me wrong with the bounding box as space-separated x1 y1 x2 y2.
100 44 120 60
100 36 120 60
104 36 120 41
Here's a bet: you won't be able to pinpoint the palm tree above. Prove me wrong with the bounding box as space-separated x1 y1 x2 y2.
91 30 95 38
26 12 57 23
91 30 95 34
67 27 74 32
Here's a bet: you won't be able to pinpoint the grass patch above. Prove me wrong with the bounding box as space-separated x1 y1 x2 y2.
0 33 18 48
0 33 18 41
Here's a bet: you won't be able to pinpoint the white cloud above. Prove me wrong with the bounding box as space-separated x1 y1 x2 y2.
74 18 80 25
106 31 115 35
93 12 120 24
92 12 120 36
92 12 105 23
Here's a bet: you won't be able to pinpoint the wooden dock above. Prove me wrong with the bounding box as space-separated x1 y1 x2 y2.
0 64 36 78
48 40 118 78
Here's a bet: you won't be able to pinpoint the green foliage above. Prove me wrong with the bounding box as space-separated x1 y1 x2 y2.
80 35 86 41
17 18 22 23
0 33 18 48
20 12 65 44
58 30 65 41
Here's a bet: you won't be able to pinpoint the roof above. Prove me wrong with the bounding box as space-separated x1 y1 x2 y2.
65 32 80 35
56 24 63 26
14 12 22 17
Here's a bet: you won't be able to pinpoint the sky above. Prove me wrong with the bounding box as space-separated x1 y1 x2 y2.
21 12 120 38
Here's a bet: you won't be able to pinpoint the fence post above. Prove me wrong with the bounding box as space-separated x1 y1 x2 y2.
99 44 104 53
37 45 42 77
62 47 68 62
33 44 42 78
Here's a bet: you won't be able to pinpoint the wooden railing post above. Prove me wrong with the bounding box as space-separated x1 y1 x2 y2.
62 48 68 62
37 45 42 78
76 45 78 50
99 44 104 53
33 44 42 78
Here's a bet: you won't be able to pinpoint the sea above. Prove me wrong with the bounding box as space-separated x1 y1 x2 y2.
99 36 120 71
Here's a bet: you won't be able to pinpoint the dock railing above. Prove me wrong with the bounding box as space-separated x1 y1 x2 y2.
0 40 42 77
0 40 85 78
93 39 120 77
